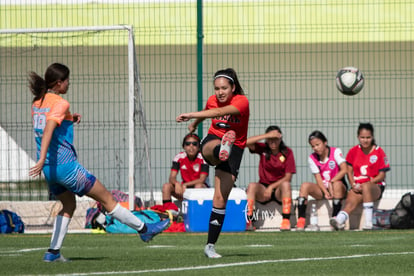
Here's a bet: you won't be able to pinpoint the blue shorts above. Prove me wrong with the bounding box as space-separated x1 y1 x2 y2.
43 161 96 197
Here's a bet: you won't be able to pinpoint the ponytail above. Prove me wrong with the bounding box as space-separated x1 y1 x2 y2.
28 71 47 103
28 63 70 103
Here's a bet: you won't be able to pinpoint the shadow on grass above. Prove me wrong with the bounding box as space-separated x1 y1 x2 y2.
66 257 108 261
224 253 250 257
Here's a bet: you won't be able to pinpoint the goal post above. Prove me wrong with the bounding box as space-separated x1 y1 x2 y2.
0 25 153 207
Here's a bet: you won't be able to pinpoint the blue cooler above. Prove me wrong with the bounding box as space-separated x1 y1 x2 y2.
182 188 247 232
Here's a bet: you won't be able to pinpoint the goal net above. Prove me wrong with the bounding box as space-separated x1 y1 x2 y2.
0 26 153 206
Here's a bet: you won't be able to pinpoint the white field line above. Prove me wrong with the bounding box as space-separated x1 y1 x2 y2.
0 247 45 255
26 251 414 276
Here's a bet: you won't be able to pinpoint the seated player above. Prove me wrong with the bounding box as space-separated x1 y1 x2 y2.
162 133 209 209
296 130 348 231
330 123 390 230
246 125 296 231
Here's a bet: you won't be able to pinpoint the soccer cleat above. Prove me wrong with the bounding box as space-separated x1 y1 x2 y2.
280 218 291 231
329 217 345 231
246 220 256 231
219 130 236 162
204 243 222 258
139 219 170 242
43 252 69 263
296 217 306 231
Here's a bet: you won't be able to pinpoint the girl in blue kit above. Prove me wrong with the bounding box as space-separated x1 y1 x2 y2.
29 63 169 262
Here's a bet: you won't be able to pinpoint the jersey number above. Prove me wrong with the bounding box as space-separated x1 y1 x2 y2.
33 113 47 130
322 171 331 181
360 165 368 176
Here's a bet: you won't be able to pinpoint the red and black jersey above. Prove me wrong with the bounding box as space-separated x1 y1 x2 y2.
205 94 249 149
171 151 209 185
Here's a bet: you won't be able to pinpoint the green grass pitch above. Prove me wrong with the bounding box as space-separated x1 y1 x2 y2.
1 230 414 275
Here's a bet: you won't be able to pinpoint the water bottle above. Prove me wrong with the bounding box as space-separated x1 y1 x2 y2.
310 203 320 231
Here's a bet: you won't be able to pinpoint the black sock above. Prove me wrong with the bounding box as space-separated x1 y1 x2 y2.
48 249 60 255
282 213 290 220
332 199 342 217
213 145 220 160
297 197 307 218
138 224 147 233
207 207 225 244
162 200 172 204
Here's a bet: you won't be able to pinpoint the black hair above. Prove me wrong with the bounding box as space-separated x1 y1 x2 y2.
213 68 245 95
358 122 376 145
264 125 288 160
28 63 70 103
308 130 328 144
182 133 201 148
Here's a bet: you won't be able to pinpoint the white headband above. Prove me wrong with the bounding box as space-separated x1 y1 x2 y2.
214 74 234 83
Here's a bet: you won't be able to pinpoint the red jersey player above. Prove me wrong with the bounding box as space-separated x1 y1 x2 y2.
162 133 209 203
246 125 296 231
176 68 249 258
331 123 390 230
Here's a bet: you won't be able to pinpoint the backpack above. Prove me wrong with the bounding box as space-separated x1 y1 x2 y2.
390 192 414 229
0 210 25 234
85 207 102 229
372 209 393 229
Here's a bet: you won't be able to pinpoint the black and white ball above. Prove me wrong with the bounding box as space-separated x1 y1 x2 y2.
336 66 364 96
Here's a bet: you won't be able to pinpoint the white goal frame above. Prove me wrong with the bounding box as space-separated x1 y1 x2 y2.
0 25 153 209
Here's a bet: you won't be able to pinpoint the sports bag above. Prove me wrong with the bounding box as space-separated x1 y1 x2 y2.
0 209 25 234
390 192 414 229
105 210 161 234
85 207 102 229
372 209 393 229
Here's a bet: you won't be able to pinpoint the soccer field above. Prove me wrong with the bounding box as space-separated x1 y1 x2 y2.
1 230 414 275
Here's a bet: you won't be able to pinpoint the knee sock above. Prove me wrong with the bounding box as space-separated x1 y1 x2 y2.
247 199 255 218
363 202 374 226
49 215 71 251
108 203 145 232
297 197 307 219
282 197 291 220
336 210 349 224
207 207 225 245
332 199 342 217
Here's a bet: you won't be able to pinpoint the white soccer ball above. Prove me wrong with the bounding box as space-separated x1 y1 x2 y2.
336 66 365 96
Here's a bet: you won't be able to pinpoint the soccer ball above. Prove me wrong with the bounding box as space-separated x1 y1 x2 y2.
335 66 364 96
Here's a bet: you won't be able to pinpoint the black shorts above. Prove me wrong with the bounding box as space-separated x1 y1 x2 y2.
378 185 385 200
256 183 282 205
200 134 244 178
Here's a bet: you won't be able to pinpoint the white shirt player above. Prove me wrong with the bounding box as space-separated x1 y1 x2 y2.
308 147 346 188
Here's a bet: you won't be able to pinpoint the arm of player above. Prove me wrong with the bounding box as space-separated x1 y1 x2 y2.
176 105 240 123
29 120 58 177
188 118 205 133
246 130 282 152
183 173 208 188
366 171 386 185
314 174 332 199
331 162 348 184
347 164 362 192
72 112 82 124
168 170 180 186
